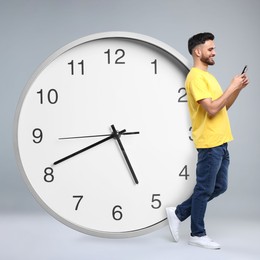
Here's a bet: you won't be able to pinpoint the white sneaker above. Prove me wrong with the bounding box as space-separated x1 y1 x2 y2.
166 207 180 242
189 235 221 249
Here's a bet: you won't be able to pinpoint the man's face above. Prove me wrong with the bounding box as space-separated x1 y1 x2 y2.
200 40 216 66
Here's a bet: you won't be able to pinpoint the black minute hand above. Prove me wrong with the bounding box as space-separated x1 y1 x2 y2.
111 125 139 185
53 129 126 165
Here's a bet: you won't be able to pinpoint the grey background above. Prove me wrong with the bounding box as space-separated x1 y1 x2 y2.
1 0 259 259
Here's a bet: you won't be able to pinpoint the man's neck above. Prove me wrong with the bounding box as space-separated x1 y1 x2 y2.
193 61 208 71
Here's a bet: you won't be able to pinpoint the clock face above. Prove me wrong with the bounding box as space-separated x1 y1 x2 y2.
14 32 196 238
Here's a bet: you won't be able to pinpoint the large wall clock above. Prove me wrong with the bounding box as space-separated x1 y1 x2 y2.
14 32 196 238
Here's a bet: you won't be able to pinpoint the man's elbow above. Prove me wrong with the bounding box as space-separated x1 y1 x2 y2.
207 106 227 117
207 107 218 117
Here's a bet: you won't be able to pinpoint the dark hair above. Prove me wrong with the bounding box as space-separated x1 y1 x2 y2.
188 32 215 55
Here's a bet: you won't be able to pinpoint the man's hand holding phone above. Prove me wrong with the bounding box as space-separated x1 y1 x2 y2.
240 65 249 89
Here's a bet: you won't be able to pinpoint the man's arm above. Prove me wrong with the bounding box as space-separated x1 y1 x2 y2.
198 74 249 117
226 89 241 110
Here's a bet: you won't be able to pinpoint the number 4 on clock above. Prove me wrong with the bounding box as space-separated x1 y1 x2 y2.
179 165 189 180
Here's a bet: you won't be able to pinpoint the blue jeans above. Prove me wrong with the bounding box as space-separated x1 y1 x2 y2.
175 143 230 237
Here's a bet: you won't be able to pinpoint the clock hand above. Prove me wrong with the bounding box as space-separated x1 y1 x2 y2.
53 129 126 165
111 125 139 185
58 131 140 140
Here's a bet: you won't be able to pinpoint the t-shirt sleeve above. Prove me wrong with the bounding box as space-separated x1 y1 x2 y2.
190 77 212 102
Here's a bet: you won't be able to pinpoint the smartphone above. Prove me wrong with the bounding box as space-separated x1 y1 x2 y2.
241 65 248 74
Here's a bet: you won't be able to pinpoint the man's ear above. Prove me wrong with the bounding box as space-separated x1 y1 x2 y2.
194 47 201 57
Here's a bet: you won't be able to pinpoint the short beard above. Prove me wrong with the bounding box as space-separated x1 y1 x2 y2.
201 57 215 66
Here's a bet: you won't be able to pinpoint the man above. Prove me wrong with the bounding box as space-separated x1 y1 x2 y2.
166 32 249 249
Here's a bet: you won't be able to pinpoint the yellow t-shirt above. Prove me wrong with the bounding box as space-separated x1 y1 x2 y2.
185 67 233 148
